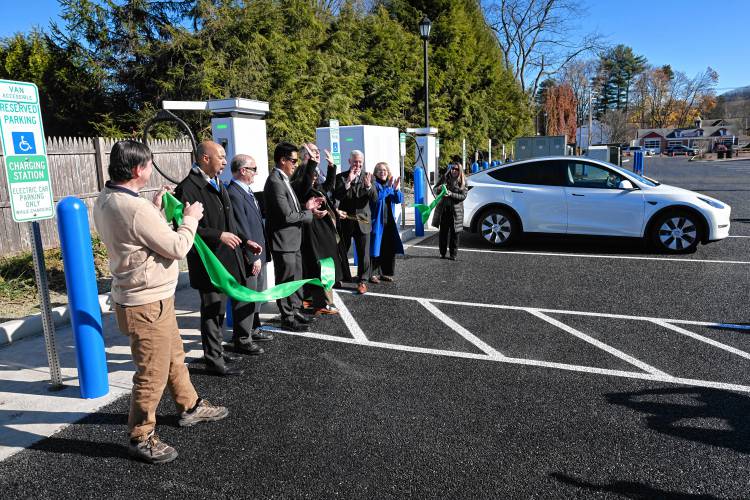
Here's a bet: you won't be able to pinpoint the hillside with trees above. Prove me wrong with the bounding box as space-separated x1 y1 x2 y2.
0 0 531 163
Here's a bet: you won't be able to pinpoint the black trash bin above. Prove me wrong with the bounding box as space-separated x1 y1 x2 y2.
718 151 725 159
727 149 733 159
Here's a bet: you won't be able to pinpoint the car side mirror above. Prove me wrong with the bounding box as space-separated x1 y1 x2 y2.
618 180 635 190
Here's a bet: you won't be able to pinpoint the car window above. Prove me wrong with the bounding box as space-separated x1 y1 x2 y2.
566 161 623 189
488 161 566 186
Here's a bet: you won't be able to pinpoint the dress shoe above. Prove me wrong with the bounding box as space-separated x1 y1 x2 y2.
315 305 339 315
208 365 244 377
222 353 242 363
380 275 394 282
251 331 274 342
234 342 264 355
369 276 380 284
449 255 457 261
281 319 309 332
440 254 446 259
357 281 368 294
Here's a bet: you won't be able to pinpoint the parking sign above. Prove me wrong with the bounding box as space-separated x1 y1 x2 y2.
0 80 54 222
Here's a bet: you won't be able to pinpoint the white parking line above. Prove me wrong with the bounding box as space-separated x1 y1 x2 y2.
362 290 750 331
271 326 750 394
651 320 750 360
529 309 670 376
412 245 750 265
332 290 368 342
419 299 505 359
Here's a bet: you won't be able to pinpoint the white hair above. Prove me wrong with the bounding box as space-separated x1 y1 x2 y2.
350 150 364 160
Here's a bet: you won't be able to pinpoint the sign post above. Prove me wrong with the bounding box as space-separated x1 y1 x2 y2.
0 79 61 388
329 119 341 168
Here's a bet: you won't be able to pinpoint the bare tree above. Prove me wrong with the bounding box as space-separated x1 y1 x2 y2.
600 109 634 144
560 59 596 128
484 0 605 100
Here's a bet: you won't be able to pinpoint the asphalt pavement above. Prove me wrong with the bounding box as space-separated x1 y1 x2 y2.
1 156 750 498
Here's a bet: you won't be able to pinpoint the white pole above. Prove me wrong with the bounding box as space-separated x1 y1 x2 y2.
462 138 466 168
488 139 492 164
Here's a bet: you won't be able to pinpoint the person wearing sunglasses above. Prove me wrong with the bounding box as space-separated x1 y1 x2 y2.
432 157 468 260
227 154 274 353
263 142 327 331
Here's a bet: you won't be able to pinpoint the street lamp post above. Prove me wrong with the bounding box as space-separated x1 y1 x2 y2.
419 16 432 128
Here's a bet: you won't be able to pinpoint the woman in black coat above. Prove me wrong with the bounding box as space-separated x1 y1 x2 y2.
292 145 349 314
431 159 468 260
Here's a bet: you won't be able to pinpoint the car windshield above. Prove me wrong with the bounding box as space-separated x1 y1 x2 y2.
607 163 659 187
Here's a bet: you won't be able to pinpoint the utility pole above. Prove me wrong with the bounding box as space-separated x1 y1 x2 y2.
588 90 593 148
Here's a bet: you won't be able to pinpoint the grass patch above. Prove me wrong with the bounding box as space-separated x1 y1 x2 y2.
0 235 111 306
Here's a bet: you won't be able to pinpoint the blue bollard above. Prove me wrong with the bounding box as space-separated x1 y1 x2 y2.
225 298 233 328
56 197 108 399
414 165 425 236
481 161 489 170
471 162 479 173
633 151 644 176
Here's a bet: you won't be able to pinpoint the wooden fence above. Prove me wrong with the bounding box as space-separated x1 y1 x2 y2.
0 137 194 255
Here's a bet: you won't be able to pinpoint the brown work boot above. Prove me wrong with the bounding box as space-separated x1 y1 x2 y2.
178 398 229 427
129 432 178 464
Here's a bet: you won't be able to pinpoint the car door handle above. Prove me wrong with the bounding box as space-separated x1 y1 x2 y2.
511 189 524 193
571 193 585 197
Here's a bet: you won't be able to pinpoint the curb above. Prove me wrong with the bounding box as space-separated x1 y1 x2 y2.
0 226 432 347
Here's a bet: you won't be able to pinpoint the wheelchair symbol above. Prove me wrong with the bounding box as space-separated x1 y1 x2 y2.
12 132 37 155
17 136 31 152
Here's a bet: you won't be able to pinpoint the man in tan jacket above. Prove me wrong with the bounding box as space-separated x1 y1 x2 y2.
94 140 228 464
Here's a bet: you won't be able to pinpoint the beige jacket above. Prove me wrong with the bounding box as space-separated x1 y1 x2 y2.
93 184 198 306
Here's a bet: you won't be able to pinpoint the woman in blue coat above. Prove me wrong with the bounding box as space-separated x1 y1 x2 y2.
369 162 404 283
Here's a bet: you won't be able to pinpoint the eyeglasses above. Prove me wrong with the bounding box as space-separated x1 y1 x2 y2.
243 167 257 173
451 167 460 172
285 157 299 164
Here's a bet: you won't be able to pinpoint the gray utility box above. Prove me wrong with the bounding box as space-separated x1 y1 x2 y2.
515 135 568 160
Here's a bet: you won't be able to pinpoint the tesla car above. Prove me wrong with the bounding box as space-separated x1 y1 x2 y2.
463 156 731 253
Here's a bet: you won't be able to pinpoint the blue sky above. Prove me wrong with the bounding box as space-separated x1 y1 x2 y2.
2 0 747 93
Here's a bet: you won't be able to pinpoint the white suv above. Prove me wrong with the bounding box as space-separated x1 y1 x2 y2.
463 156 731 253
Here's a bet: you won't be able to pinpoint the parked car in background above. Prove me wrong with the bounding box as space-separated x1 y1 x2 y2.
665 144 699 156
463 156 731 254
622 145 654 156
643 146 658 156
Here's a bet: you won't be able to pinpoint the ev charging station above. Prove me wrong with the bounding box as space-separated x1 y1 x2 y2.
315 124 402 225
162 98 270 190
407 127 439 233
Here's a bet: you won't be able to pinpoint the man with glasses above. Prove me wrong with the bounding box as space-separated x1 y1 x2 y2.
227 154 273 353
263 142 327 331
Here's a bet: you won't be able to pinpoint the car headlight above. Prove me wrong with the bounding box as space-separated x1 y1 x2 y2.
698 196 725 209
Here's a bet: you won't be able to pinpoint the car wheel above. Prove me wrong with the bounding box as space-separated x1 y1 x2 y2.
650 210 702 254
479 207 518 246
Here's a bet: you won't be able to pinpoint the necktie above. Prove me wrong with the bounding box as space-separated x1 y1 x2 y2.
209 179 219 192
248 190 260 211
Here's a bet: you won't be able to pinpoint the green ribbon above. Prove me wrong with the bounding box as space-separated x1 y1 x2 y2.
163 192 334 303
411 184 448 225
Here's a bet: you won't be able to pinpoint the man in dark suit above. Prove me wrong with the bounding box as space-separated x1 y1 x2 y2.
174 141 263 376
263 142 326 331
334 150 377 294
227 154 274 348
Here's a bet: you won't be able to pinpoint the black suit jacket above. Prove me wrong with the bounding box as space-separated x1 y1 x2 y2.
263 168 312 253
174 168 246 291
227 180 270 265
334 171 378 233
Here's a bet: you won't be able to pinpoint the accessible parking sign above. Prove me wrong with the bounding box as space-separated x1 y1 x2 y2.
0 79 54 222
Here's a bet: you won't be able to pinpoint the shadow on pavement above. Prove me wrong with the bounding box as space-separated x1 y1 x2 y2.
28 437 129 460
606 387 750 454
550 472 721 499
